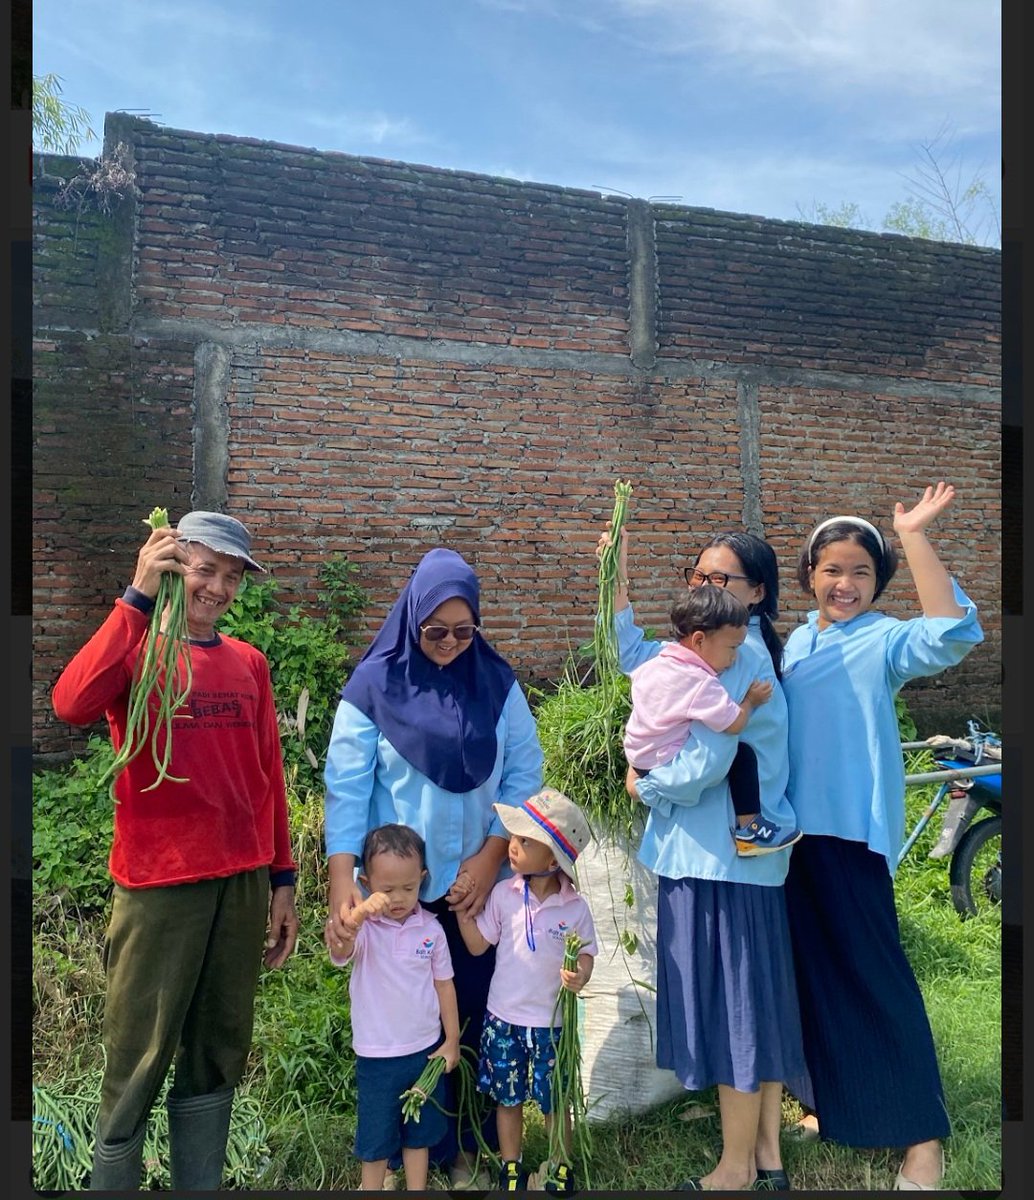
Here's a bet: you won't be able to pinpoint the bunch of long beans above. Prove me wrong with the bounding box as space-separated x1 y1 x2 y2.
32 1083 95 1191
547 934 591 1184
587 478 634 789
399 1037 497 1180
98 507 193 800
400 1054 447 1123
32 1074 270 1191
593 479 633 689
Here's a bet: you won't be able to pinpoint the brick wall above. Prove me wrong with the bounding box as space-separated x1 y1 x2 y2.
33 115 1001 757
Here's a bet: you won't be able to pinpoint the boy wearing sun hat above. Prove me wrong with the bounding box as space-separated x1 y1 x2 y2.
454 788 597 1195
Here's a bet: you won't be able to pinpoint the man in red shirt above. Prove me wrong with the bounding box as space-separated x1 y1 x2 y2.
53 511 298 1191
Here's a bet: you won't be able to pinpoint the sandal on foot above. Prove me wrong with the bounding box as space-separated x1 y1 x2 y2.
753 1168 791 1190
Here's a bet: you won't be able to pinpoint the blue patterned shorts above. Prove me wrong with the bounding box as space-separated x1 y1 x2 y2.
477 1012 565 1113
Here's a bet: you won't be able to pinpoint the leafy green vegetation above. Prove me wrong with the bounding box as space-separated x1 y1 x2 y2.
216 555 368 791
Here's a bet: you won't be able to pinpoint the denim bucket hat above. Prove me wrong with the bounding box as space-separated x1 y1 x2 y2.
176 511 265 572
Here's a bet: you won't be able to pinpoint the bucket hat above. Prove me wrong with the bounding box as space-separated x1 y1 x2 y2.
493 788 592 881
176 511 265 572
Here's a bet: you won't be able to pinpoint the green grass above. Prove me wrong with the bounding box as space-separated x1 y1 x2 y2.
31 772 1000 1191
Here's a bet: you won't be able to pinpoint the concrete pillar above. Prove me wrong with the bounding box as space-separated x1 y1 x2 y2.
193 342 232 510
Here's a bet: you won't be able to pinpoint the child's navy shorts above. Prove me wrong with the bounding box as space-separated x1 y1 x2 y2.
477 1012 564 1112
354 1044 447 1161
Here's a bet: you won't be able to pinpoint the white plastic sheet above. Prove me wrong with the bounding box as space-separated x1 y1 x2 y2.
573 835 684 1122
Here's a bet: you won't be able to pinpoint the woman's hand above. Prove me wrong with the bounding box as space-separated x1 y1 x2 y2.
325 869 365 958
625 764 642 799
448 843 504 918
597 524 631 612
893 481 955 537
596 525 630 581
444 869 475 907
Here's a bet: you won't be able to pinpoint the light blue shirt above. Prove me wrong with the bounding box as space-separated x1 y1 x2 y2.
617 606 794 886
324 680 544 901
782 578 983 875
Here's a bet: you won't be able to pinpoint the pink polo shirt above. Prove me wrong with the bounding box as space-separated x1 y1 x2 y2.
334 904 454 1057
624 641 743 770
476 873 597 1029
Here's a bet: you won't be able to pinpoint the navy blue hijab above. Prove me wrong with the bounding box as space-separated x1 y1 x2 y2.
340 548 517 793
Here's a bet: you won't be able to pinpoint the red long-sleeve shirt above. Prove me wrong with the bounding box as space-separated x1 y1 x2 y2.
52 597 296 889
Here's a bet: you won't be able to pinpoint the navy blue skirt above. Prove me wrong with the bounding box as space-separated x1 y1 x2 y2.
656 874 811 1101
784 835 951 1147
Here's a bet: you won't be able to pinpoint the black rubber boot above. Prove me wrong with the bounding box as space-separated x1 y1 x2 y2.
167 1088 234 1191
89 1124 146 1190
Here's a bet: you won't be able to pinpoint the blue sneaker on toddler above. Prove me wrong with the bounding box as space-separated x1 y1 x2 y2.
735 817 802 856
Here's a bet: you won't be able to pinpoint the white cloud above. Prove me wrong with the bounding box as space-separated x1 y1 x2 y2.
300 110 431 148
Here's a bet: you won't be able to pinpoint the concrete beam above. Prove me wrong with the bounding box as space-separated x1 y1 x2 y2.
626 199 658 370
132 316 999 407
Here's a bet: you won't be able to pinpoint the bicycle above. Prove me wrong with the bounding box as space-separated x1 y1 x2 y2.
898 720 1002 919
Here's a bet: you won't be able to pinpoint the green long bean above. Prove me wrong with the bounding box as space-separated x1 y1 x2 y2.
98 507 193 799
547 934 592 1185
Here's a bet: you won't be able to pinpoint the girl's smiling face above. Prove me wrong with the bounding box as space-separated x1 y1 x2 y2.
809 538 878 628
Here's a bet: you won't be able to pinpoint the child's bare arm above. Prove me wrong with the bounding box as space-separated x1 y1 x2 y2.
431 978 462 1070
892 481 966 618
454 906 493 956
341 891 391 931
722 679 773 734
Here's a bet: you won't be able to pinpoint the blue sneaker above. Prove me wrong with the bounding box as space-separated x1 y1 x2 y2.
735 818 802 857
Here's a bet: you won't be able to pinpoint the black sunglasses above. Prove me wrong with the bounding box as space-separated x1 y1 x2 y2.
419 623 481 642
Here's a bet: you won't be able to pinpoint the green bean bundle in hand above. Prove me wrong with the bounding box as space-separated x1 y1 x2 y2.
99 507 193 799
548 933 592 1180
400 1055 447 1123
594 479 633 690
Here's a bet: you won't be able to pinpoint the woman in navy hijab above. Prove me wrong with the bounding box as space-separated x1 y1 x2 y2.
324 548 543 1187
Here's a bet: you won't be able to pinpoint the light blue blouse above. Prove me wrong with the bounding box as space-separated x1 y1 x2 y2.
781 578 983 874
618 606 795 886
323 680 544 902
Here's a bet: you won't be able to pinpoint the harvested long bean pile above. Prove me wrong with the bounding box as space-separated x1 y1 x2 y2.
99 506 193 799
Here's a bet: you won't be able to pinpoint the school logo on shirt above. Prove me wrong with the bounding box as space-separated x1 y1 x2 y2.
548 921 570 944
416 937 436 959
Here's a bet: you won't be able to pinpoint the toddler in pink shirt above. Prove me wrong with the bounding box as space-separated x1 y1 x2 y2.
624 586 799 856
328 823 460 1192
456 788 597 1196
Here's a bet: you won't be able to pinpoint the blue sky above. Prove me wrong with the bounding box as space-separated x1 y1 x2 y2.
35 0 1000 238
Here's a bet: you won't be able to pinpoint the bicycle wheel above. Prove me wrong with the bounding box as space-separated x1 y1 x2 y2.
949 816 1001 918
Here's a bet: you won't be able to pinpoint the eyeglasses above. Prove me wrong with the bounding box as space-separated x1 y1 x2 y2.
684 567 752 589
419 623 481 642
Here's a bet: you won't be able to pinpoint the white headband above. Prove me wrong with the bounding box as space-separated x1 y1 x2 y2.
807 515 888 560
